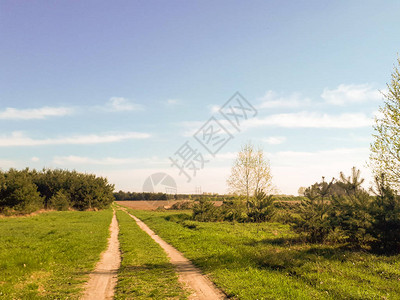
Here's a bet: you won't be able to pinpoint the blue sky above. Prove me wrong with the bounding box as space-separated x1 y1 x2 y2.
1 1 400 194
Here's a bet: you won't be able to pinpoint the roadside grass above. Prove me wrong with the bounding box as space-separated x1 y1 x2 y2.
115 209 187 299
0 209 112 299
129 209 400 300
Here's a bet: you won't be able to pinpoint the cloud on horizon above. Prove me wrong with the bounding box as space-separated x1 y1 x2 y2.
0 131 151 147
0 106 74 120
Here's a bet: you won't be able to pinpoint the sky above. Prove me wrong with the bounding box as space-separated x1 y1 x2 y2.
1 1 400 195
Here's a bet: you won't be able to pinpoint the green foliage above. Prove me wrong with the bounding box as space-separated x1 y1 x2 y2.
192 198 218 221
369 174 400 252
329 191 374 246
247 190 275 222
293 196 331 243
220 198 248 222
0 168 43 214
48 190 70 211
0 168 114 214
370 57 400 188
169 201 193 210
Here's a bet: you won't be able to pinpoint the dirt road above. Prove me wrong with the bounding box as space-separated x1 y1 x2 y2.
127 212 226 300
82 210 121 300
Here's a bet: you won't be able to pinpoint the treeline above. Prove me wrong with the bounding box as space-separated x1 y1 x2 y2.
114 190 229 201
0 168 115 215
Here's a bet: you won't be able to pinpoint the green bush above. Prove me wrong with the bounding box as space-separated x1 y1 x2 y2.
292 196 331 243
329 192 374 246
247 190 275 222
220 198 248 222
192 198 219 221
48 190 70 211
369 174 400 252
0 169 43 214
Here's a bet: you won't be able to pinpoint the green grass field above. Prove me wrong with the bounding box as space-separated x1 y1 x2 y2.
0 209 112 299
131 209 400 300
115 209 187 299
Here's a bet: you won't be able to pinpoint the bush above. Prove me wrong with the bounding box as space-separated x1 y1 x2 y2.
369 174 400 252
0 169 43 214
220 198 248 222
48 190 70 211
170 201 193 210
329 192 374 246
192 198 219 221
292 196 331 243
247 190 275 222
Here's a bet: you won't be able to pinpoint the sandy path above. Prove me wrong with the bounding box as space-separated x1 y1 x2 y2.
126 212 226 300
82 210 121 300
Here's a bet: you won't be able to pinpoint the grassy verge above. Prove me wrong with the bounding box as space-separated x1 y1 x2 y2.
129 209 400 300
0 209 113 299
115 209 187 299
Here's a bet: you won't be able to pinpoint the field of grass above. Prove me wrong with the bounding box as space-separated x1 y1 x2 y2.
0 209 112 299
130 209 400 300
115 209 187 299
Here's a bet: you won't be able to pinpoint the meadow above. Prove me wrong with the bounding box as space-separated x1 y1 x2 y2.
131 208 400 300
0 210 112 299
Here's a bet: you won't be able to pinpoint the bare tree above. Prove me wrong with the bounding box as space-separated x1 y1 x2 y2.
227 142 274 209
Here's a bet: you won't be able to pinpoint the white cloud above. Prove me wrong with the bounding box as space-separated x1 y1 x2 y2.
0 131 151 147
106 97 144 112
165 99 180 106
208 105 220 113
244 111 373 129
31 157 40 162
263 136 287 145
53 155 166 166
0 106 73 120
321 84 382 106
257 90 312 109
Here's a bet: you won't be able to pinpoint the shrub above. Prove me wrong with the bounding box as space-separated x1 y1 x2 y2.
329 191 374 246
0 169 43 214
292 196 331 243
170 201 193 210
369 174 400 252
247 190 275 222
220 198 248 222
192 198 219 221
48 190 70 211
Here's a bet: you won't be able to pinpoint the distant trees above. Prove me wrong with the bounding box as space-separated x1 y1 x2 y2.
227 142 274 209
370 57 400 189
0 168 114 214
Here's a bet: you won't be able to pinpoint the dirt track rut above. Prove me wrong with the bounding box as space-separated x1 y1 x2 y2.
82 210 121 300
127 212 226 300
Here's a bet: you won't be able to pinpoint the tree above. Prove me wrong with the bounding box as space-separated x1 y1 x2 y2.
337 166 365 196
247 189 275 222
227 142 273 209
370 57 400 188
298 187 306 196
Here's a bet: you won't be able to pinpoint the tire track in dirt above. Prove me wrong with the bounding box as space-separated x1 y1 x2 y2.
126 211 226 300
82 210 121 300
